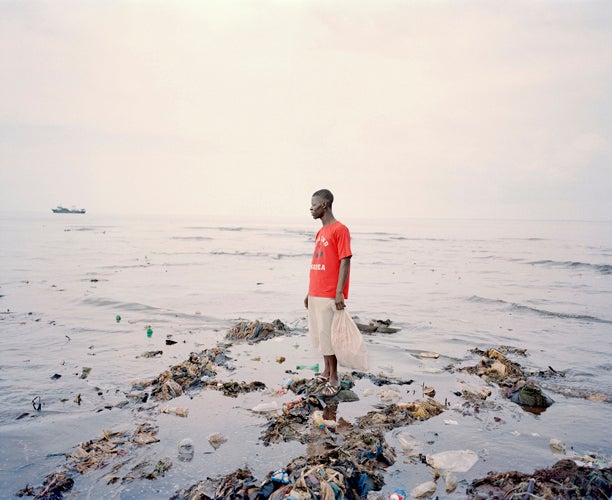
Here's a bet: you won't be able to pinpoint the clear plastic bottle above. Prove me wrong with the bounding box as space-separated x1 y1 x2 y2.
312 410 325 429
178 438 194 461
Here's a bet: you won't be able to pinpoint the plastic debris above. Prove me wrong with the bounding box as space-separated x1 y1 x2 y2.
226 319 288 342
178 438 194 461
411 481 437 498
443 470 458 493
160 405 189 417
423 386 436 397
137 350 163 358
296 363 319 372
270 468 290 484
426 449 479 473
252 401 280 413
461 347 554 412
207 432 228 450
550 438 566 455
355 318 400 334
469 459 612 499
419 352 440 359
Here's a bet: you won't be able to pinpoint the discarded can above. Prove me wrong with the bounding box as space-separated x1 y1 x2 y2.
178 438 194 461
296 363 319 372
146 327 153 337
389 490 407 500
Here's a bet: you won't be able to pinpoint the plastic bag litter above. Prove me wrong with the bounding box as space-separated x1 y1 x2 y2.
331 309 369 371
395 431 422 454
443 470 458 493
252 401 280 413
426 449 478 472
411 480 437 498
207 432 228 450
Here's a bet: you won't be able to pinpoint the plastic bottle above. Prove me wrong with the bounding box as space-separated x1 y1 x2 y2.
296 363 319 372
312 410 325 429
178 438 194 461
252 401 280 413
115 315 121 323
389 490 407 500
146 327 153 337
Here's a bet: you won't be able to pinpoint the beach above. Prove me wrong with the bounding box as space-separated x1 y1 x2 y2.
0 212 611 498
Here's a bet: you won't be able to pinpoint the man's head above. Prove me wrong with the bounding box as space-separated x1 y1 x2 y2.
310 189 334 220
312 189 334 206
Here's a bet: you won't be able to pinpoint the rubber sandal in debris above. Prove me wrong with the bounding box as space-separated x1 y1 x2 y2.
320 382 341 398
305 375 328 393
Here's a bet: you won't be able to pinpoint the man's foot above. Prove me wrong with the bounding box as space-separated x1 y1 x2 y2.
320 382 340 398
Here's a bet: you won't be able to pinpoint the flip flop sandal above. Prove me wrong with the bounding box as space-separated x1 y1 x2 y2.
305 375 328 391
320 382 340 398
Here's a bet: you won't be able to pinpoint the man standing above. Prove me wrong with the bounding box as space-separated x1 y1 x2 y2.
304 189 352 397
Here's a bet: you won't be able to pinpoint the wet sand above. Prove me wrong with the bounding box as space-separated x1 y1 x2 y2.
12 320 611 499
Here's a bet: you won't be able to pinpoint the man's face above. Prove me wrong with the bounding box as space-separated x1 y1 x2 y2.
310 196 326 219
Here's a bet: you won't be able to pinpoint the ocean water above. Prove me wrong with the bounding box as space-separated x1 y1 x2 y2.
0 212 611 498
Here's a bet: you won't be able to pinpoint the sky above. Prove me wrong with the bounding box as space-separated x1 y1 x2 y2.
1 0 611 221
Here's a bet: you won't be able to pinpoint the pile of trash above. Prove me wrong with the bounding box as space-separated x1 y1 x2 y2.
174 397 444 500
356 399 445 432
29 326 609 499
351 371 414 387
226 319 289 342
131 347 234 401
188 389 445 499
16 472 74 499
459 347 555 412
67 423 160 474
354 318 400 334
202 379 267 397
468 458 612 499
16 423 167 498
172 451 390 500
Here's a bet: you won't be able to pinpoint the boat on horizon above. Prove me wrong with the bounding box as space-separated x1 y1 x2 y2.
52 205 86 214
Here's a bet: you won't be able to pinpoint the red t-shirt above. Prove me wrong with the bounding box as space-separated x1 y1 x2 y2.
308 221 352 299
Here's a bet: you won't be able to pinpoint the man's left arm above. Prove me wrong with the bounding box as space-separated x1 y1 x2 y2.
335 257 351 310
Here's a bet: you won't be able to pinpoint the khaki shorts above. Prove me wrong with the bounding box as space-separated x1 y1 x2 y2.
307 296 336 356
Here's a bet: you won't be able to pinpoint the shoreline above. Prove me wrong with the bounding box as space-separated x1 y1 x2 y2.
11 319 611 499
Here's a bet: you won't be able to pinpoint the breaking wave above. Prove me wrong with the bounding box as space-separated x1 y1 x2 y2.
468 295 612 324
170 236 214 241
527 260 612 275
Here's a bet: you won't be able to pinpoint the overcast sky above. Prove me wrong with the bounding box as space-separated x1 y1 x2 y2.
1 1 611 221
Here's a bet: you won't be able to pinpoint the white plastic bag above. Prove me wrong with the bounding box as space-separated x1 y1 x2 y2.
331 309 368 371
